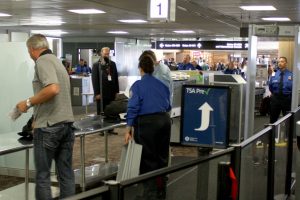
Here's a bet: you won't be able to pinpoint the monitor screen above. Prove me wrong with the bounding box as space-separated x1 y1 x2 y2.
180 85 230 148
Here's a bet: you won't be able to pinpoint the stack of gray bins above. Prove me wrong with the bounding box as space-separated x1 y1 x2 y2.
116 140 142 182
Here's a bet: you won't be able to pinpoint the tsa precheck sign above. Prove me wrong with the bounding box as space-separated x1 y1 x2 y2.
180 85 230 148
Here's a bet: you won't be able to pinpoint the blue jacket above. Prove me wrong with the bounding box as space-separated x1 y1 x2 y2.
75 65 91 74
126 74 171 126
178 63 195 70
269 69 293 95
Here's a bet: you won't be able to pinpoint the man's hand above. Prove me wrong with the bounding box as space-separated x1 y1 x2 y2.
16 100 28 113
95 94 101 100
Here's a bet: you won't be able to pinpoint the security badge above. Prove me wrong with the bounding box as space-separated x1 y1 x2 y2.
288 76 292 80
108 75 112 81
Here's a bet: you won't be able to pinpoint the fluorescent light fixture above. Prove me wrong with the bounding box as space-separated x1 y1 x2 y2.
240 5 276 11
262 17 291 21
68 9 105 14
26 20 65 26
118 19 147 23
107 31 128 34
173 30 195 34
31 30 67 36
0 12 11 17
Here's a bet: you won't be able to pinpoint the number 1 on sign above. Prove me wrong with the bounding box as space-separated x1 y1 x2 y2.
149 0 169 19
157 3 161 15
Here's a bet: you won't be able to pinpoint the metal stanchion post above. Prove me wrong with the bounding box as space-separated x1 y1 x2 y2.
217 162 231 200
196 147 212 200
85 94 88 114
80 135 86 191
25 149 29 200
105 131 108 163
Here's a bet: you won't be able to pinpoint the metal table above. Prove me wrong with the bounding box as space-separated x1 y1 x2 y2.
0 115 126 194
0 132 33 200
74 115 126 191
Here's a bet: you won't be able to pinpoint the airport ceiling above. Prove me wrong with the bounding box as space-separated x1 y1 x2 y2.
0 0 299 40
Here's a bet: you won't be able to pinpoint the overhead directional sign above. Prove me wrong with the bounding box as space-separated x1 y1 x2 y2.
180 85 230 148
148 0 176 22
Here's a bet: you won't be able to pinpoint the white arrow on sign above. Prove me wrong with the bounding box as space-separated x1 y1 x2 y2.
194 102 213 131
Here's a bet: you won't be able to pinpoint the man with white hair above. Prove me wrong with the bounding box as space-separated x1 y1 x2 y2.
92 47 119 115
16 34 75 199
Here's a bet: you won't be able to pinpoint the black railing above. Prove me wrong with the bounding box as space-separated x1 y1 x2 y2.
64 106 300 200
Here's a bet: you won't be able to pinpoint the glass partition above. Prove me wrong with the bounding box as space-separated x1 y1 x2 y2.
273 118 290 196
239 131 270 200
121 154 231 200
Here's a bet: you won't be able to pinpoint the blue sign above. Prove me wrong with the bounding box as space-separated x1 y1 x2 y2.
180 85 230 148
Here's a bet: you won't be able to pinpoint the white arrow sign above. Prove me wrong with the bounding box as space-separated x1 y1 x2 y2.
194 102 213 131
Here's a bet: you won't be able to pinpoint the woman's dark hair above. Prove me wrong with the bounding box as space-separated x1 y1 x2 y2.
139 50 157 62
139 55 154 74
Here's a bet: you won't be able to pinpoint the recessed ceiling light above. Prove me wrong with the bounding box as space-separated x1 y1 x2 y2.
173 30 195 34
118 19 147 23
25 20 65 26
262 17 291 21
240 6 276 11
68 9 105 14
107 31 128 34
31 30 67 36
0 13 11 17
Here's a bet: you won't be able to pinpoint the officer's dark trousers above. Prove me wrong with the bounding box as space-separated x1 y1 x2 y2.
270 94 291 123
134 112 171 199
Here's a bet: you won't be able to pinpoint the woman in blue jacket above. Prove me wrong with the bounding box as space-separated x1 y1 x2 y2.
125 55 171 199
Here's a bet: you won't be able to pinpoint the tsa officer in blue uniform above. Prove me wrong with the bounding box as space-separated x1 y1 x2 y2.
269 56 293 123
223 61 240 75
125 55 171 199
178 54 194 70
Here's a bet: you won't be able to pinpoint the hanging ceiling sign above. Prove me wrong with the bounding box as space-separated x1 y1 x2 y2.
155 41 248 50
148 0 176 22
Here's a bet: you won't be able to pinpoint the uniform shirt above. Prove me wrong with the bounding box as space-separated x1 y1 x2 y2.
126 74 171 126
32 51 74 128
269 69 293 95
178 63 194 70
223 68 240 75
75 65 91 74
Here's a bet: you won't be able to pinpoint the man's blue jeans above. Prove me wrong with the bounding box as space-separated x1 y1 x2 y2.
33 123 75 200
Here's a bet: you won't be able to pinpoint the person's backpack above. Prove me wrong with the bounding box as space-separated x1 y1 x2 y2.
104 94 128 119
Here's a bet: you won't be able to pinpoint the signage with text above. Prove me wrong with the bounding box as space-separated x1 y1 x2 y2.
148 0 176 21
180 85 230 148
156 41 248 50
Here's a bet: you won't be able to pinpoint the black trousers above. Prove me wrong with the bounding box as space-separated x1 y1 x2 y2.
269 94 291 123
134 112 171 174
